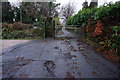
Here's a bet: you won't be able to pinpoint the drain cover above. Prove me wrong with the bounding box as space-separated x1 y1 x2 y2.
44 61 55 70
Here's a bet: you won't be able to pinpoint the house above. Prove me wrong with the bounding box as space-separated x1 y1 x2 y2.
89 0 98 8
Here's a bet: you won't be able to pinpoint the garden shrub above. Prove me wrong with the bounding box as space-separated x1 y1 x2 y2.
2 23 45 39
66 1 120 61
10 22 30 30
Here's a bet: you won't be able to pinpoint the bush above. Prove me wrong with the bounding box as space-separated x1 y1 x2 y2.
10 22 30 30
2 22 30 30
66 7 97 26
66 2 120 56
66 2 120 26
2 24 45 39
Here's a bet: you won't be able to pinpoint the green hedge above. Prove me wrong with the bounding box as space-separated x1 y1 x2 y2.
2 27 45 39
66 2 120 26
66 2 120 55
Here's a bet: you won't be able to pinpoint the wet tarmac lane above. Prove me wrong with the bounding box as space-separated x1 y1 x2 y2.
1 28 119 78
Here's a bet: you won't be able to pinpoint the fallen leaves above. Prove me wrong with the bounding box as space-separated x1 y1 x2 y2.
7 66 21 73
69 46 74 50
54 46 59 49
72 62 77 64
99 41 105 45
43 40 49 43
73 49 78 52
79 47 85 52
65 72 76 80
77 72 81 76
69 55 77 59
96 46 120 63
64 52 77 59
74 66 80 69
19 74 29 78
68 46 78 52
92 71 97 75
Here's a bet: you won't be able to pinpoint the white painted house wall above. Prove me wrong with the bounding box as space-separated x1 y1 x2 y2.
91 0 98 2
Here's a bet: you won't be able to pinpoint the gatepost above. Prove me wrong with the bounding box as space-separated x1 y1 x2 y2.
45 17 55 38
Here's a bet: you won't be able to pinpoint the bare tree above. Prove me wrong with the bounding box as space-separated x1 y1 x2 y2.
36 2 60 18
60 2 76 22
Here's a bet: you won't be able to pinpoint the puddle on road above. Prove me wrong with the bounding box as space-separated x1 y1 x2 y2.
44 61 56 77
44 61 55 70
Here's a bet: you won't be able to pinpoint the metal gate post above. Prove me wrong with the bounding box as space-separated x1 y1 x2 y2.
52 20 55 38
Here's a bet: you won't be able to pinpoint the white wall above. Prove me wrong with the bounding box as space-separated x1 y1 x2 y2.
91 0 98 2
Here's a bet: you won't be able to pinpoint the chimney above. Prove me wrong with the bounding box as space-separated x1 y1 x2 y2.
89 0 98 8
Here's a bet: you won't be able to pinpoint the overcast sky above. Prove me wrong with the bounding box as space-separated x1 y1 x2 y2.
56 0 119 12
8 0 119 12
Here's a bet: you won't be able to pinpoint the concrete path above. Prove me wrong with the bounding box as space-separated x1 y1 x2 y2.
1 28 119 78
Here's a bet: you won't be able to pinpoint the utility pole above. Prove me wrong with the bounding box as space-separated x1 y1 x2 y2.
34 0 38 22
20 1 22 22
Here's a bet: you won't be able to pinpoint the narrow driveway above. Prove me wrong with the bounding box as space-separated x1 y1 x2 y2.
1 27 119 78
57 27 75 38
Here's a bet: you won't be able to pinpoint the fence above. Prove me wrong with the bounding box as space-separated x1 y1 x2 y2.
55 25 85 38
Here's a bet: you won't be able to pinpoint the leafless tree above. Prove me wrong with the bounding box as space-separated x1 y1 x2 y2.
60 2 76 22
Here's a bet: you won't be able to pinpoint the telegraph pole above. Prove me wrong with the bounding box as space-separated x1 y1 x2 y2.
20 0 22 22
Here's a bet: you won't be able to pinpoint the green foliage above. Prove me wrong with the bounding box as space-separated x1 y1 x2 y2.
53 17 61 25
110 26 120 53
111 26 120 32
2 23 45 39
19 2 60 24
66 2 120 26
2 2 14 23
66 7 97 26
2 28 45 39
66 2 120 55
93 2 120 20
